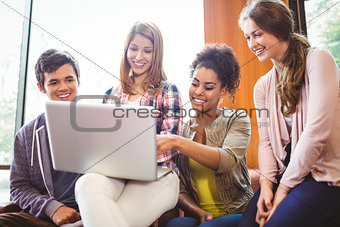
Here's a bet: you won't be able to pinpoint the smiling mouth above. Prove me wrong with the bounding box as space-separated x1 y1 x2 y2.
57 93 71 99
133 61 145 67
254 47 265 56
192 97 206 105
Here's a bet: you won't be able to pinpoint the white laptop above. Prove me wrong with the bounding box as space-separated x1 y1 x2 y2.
45 99 172 181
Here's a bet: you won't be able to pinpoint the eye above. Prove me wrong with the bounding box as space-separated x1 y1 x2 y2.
205 87 214 91
129 47 137 51
254 32 262 38
191 82 198 87
67 78 75 82
245 35 250 41
144 49 152 54
48 81 57 86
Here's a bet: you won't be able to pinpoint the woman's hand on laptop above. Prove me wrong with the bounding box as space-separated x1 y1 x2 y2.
52 206 81 226
156 134 180 155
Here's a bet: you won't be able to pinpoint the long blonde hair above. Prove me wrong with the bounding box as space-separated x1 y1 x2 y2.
239 0 310 116
120 21 167 96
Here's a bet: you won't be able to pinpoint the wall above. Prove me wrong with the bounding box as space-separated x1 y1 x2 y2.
203 0 289 168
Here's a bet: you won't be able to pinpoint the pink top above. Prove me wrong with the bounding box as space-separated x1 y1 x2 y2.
254 49 340 188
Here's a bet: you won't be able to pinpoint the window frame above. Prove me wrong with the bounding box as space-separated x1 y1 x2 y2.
289 0 308 35
0 0 32 171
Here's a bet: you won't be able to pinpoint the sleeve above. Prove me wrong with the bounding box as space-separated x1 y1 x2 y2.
103 86 122 104
216 111 251 173
10 127 62 219
157 83 183 165
281 49 339 188
103 87 113 103
254 77 279 183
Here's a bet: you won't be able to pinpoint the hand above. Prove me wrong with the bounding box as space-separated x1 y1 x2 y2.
156 134 180 155
198 210 213 224
255 182 274 224
266 183 291 222
52 206 81 226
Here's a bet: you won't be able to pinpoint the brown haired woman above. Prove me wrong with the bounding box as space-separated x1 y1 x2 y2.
238 0 340 227
75 21 183 227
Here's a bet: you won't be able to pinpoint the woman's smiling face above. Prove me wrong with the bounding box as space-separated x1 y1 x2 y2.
127 34 153 78
189 66 226 114
243 18 287 63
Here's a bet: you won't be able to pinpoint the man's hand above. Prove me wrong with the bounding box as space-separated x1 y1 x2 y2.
52 206 81 226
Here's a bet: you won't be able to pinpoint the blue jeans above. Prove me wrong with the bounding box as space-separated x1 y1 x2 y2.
165 214 242 227
238 175 340 227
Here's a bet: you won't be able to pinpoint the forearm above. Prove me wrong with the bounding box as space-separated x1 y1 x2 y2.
178 193 205 219
260 179 274 191
11 182 60 218
176 136 220 170
11 155 57 218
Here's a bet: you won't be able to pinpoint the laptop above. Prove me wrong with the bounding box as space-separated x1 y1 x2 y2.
45 99 172 181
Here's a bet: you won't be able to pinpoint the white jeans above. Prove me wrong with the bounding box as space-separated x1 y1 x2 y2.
61 220 83 227
75 172 179 227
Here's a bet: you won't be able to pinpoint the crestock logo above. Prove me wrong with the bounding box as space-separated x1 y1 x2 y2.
70 95 270 132
70 95 122 132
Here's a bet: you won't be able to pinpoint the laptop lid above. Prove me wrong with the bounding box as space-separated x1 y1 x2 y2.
45 100 161 181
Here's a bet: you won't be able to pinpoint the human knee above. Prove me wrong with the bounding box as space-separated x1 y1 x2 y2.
75 173 109 200
165 173 179 192
162 173 180 206
76 173 126 201
76 173 102 191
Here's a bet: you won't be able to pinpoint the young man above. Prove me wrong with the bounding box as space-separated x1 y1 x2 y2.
0 49 83 227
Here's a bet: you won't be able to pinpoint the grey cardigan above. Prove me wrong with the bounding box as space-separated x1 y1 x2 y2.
10 113 81 219
177 108 254 214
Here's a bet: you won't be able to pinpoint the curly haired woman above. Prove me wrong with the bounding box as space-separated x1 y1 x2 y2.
157 44 253 227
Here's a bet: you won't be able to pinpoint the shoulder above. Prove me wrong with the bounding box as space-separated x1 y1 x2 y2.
158 82 182 105
307 48 334 61
105 87 113 95
161 82 180 94
254 68 274 92
253 67 276 102
105 84 122 96
306 48 337 67
220 108 250 125
104 85 123 103
17 113 45 135
219 108 251 135
305 48 339 81
15 113 45 146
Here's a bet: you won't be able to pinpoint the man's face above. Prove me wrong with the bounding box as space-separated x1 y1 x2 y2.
37 63 79 101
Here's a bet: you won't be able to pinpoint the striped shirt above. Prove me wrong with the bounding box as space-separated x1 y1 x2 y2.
104 81 183 172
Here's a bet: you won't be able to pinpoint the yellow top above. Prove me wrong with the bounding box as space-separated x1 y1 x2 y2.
189 158 226 217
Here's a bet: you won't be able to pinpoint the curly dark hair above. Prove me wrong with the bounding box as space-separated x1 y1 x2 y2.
190 44 240 101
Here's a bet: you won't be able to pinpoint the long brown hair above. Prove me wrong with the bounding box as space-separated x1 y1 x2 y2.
120 21 167 96
239 0 310 116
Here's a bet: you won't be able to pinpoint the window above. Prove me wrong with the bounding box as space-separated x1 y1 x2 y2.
0 0 26 204
305 0 340 67
0 0 204 204
25 0 204 122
